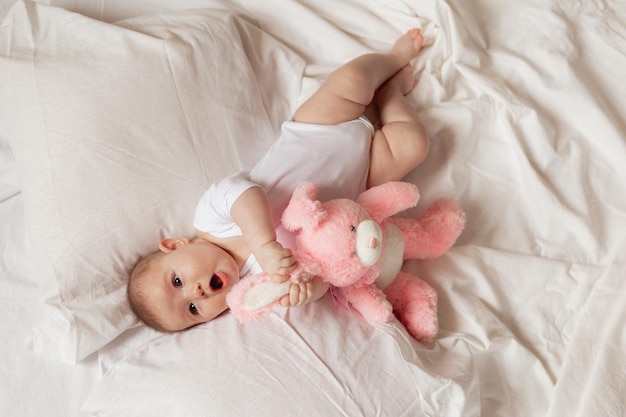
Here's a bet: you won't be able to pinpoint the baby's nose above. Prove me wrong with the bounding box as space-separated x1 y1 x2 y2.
186 281 206 298
195 282 206 297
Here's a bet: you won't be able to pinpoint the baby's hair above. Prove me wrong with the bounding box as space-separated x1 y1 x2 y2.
127 251 172 333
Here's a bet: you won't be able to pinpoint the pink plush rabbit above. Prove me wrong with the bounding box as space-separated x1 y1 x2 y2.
227 181 465 342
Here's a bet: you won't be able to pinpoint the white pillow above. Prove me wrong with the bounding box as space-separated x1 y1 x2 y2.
0 1 304 363
82 295 447 417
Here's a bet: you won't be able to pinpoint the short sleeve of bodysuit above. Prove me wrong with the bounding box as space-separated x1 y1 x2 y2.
192 172 258 238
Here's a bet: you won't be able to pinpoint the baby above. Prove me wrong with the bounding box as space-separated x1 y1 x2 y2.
128 28 431 332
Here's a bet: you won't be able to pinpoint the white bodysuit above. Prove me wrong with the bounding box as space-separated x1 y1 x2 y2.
193 117 374 277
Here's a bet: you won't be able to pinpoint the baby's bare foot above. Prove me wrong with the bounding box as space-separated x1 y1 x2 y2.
390 28 424 65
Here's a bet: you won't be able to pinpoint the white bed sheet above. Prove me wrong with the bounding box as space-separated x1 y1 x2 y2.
0 70 100 417
1 0 626 416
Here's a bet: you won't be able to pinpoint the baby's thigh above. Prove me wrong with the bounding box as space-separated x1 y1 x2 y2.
368 123 428 187
292 85 367 126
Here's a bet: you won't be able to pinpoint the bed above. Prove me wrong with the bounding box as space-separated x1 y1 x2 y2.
2 0 625 416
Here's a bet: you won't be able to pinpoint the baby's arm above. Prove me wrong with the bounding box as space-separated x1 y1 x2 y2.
231 186 296 280
230 186 327 308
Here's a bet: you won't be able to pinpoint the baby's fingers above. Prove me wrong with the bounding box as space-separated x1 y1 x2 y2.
270 257 296 282
280 281 313 307
280 255 296 270
271 265 297 283
277 246 293 260
271 273 289 283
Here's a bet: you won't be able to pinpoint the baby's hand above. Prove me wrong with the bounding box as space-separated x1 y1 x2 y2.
279 274 329 308
279 280 316 307
254 240 296 281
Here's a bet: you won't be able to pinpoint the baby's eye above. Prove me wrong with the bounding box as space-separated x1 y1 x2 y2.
189 303 198 315
350 225 356 233
172 275 183 288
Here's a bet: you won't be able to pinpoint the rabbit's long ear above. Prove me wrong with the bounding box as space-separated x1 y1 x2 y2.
226 273 286 322
281 181 327 231
356 182 420 223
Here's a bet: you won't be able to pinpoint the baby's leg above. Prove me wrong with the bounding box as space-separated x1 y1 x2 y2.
293 29 424 125
367 66 429 187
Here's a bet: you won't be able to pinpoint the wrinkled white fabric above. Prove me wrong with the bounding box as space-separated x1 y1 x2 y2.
1 0 625 416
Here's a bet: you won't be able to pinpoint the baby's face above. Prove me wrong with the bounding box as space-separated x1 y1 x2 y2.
143 238 240 331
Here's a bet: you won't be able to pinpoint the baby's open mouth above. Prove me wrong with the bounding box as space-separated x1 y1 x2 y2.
210 275 224 290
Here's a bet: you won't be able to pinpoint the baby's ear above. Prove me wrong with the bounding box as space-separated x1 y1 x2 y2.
159 237 190 253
